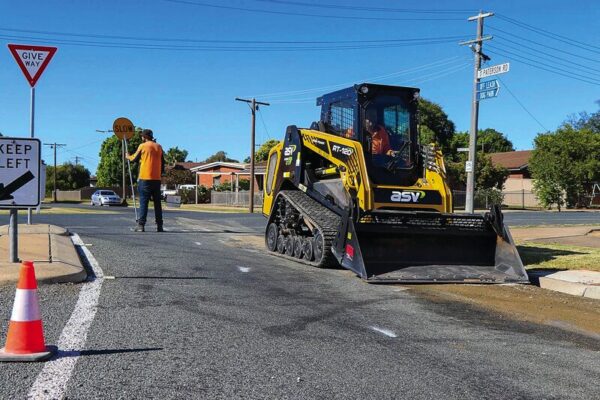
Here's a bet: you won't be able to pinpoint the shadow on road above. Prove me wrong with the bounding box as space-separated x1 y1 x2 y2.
55 347 163 359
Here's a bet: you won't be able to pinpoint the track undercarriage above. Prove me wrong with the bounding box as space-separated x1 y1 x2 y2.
265 190 340 268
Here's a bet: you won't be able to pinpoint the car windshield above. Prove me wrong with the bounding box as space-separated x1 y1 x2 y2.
100 191 116 196
363 95 412 170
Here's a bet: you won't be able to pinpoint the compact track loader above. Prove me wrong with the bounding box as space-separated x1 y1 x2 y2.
262 83 528 283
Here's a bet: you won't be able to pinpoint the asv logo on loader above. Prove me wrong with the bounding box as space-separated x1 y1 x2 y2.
390 190 425 203
284 145 297 156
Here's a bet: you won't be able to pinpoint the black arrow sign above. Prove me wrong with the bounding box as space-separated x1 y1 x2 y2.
0 171 35 201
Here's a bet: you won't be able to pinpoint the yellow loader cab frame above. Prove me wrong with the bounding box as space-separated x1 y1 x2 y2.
262 83 527 283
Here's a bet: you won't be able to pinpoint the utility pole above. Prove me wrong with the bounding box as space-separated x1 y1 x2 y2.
44 143 66 202
72 156 82 165
460 11 493 214
235 97 270 213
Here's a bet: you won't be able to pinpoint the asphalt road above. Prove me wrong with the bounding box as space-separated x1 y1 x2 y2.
1 207 599 399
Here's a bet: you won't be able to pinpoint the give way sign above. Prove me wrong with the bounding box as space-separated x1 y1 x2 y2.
8 44 57 87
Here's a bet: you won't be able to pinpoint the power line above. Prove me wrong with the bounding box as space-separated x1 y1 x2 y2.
252 0 473 14
251 56 467 99
0 26 468 45
489 45 600 85
494 37 600 74
496 13 600 54
486 49 600 86
488 26 600 64
0 33 464 52
257 108 271 140
497 76 548 131
162 0 466 21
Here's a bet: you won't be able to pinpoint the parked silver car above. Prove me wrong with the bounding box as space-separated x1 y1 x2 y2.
90 190 122 206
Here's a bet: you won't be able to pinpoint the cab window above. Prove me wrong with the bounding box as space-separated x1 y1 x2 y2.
328 101 355 139
265 151 278 195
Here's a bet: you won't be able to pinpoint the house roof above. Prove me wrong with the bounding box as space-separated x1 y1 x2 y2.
190 161 246 172
489 150 532 170
173 161 204 170
238 161 268 175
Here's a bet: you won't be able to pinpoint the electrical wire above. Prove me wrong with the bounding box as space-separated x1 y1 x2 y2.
251 56 466 98
486 45 600 84
0 33 463 52
252 0 473 14
496 76 547 131
257 108 271 140
496 13 600 54
486 49 600 86
488 26 600 64
494 37 600 74
0 27 468 45
162 0 465 21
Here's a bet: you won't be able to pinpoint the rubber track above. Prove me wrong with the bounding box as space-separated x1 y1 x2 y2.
267 190 341 268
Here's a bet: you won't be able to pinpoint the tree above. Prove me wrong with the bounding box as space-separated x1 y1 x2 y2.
204 151 238 163
418 98 456 153
164 146 189 165
446 152 509 190
163 167 195 188
448 129 514 157
530 124 600 209
254 139 280 162
45 163 91 194
97 128 143 186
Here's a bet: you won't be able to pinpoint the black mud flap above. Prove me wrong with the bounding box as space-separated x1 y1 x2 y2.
339 211 528 283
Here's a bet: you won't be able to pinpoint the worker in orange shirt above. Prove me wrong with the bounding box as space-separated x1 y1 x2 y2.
126 129 165 232
365 118 393 156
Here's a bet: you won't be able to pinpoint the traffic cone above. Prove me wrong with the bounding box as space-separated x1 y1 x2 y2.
0 261 56 362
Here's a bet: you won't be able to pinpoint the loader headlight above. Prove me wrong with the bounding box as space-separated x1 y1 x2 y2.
360 85 369 94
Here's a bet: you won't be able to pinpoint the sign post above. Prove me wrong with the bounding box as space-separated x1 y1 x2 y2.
0 137 42 262
8 44 57 224
112 117 137 220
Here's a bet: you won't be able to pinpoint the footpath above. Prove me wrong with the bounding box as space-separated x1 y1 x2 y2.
510 225 600 300
0 224 86 284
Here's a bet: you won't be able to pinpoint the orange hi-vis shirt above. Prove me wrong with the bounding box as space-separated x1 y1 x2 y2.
128 141 164 180
371 126 391 155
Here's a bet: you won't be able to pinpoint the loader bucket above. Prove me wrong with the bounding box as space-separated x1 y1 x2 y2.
339 207 528 283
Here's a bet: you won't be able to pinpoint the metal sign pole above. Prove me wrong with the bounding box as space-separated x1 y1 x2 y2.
9 209 18 262
27 86 35 224
123 139 138 221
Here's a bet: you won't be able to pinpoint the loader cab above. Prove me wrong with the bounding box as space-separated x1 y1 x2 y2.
316 83 420 186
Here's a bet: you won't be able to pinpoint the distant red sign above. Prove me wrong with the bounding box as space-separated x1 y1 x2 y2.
8 44 57 87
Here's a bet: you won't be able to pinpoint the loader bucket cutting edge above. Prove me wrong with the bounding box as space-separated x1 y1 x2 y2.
340 213 529 284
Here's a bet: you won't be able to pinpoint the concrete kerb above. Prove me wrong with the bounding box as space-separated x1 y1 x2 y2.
0 224 87 285
530 270 600 300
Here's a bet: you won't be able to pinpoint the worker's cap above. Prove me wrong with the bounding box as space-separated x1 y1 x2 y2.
141 129 154 140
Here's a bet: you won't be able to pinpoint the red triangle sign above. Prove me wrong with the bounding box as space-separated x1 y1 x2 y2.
8 44 57 87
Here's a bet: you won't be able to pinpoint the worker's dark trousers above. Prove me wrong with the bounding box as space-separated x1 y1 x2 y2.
137 180 163 226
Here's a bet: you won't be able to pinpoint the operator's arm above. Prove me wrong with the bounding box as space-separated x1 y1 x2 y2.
161 148 166 175
126 144 143 162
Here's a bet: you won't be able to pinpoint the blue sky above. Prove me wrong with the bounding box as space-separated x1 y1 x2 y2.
0 0 598 173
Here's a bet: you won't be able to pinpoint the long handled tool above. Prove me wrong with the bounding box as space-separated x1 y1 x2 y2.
123 139 138 221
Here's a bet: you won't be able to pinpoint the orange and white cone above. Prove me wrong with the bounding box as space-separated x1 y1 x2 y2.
0 261 56 362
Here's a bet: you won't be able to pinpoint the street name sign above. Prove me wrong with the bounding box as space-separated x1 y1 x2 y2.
477 63 510 79
457 147 469 152
477 79 499 91
8 44 57 87
0 137 41 208
477 88 500 101
113 117 135 140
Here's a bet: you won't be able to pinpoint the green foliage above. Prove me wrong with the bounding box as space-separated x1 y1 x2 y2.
530 124 600 209
45 162 91 194
179 186 211 204
445 152 509 190
204 150 238 163
97 128 143 186
163 167 195 188
164 146 188 165
418 98 455 153
448 129 514 157
212 179 249 192
253 139 280 163
475 187 504 207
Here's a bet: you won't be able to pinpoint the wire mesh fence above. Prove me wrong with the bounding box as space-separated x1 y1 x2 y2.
211 191 263 207
453 190 542 210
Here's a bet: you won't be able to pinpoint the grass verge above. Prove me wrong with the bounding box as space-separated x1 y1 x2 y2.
518 242 600 272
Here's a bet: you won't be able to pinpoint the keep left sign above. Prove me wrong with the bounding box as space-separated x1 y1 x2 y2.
0 137 41 208
8 44 57 87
